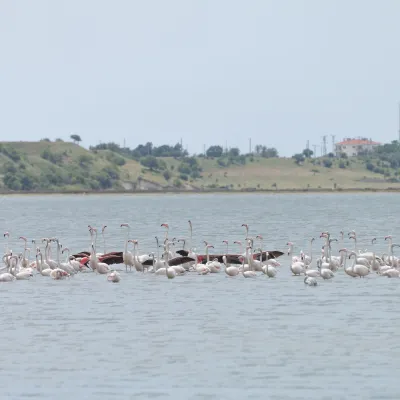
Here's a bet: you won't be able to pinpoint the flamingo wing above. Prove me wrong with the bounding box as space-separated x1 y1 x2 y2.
142 258 154 266
253 251 284 261
80 256 90 266
176 249 189 257
73 251 90 258
99 254 124 265
196 254 242 265
168 256 196 266
103 251 123 258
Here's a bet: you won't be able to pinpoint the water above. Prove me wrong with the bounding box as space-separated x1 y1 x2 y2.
1 193 400 399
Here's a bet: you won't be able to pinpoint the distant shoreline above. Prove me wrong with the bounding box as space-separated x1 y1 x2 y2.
1 187 400 196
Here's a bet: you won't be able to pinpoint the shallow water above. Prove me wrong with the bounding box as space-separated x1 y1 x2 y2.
1 193 400 399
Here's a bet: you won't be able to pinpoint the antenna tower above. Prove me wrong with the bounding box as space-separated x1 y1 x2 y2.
321 135 327 156
312 144 317 157
398 102 400 142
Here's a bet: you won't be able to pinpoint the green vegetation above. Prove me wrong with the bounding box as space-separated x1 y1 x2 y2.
1 138 400 193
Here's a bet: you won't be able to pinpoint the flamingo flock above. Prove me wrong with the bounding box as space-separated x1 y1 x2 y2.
1 223 399 285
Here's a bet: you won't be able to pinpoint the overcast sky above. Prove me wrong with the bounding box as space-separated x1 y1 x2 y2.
1 0 400 156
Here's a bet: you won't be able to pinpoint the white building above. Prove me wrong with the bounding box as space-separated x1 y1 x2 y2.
335 137 380 157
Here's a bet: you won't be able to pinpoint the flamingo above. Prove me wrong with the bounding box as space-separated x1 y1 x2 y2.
50 269 69 280
101 225 107 255
3 232 12 269
42 238 58 269
161 223 169 240
19 236 30 268
261 251 277 277
129 240 144 272
165 260 176 279
241 246 257 278
370 238 380 272
242 223 249 241
381 244 400 278
120 223 134 272
89 244 110 274
348 234 369 267
36 250 52 276
304 276 318 286
9 255 33 280
0 254 15 282
287 242 301 263
62 247 81 272
348 251 370 278
301 238 315 266
107 270 121 282
317 258 334 280
339 248 359 278
194 245 212 275
223 255 239 276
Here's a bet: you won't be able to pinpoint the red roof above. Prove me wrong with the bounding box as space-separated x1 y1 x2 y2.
336 139 380 146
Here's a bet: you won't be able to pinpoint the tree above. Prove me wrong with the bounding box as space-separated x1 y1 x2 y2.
163 170 171 180
228 147 240 157
261 147 278 158
292 153 305 165
70 134 82 145
140 155 159 170
303 148 313 158
78 154 92 167
206 145 223 158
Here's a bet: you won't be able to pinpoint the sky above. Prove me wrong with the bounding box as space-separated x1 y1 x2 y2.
1 0 400 157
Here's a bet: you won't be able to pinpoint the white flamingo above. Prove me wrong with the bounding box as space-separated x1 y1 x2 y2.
241 246 257 278
339 248 359 278
381 244 400 278
223 255 239 276
62 247 81 272
89 244 110 274
107 270 121 282
120 223 134 272
317 258 334 280
304 276 318 286
348 251 370 278
36 250 52 276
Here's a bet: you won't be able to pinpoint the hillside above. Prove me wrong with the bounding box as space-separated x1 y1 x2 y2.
1 140 400 193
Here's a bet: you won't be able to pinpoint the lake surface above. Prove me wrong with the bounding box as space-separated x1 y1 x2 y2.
1 193 400 399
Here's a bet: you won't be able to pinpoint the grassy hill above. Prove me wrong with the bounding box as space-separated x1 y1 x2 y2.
1 140 400 193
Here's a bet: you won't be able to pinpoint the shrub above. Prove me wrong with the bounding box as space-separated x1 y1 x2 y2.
366 162 374 171
140 156 159 170
292 153 305 165
323 159 333 168
173 178 182 187
163 170 171 180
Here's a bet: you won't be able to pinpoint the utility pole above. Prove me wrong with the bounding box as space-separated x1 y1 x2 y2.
398 102 400 142
321 135 327 156
331 134 336 155
249 138 252 154
203 144 206 157
225 140 228 154
180 138 183 149
312 144 317 157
